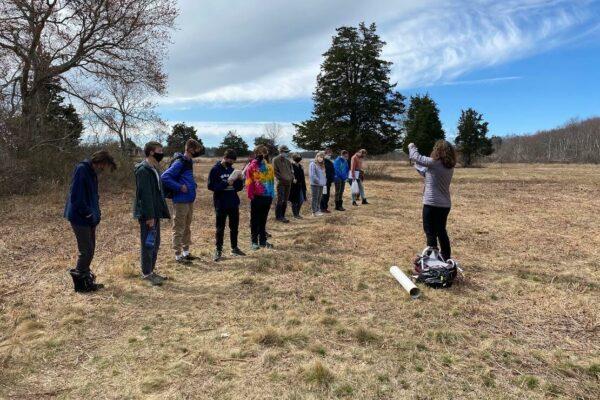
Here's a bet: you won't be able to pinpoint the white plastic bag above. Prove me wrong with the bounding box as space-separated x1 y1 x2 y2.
322 185 327 195
351 180 360 195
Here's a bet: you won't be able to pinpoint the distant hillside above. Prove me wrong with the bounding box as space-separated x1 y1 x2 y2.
489 117 600 163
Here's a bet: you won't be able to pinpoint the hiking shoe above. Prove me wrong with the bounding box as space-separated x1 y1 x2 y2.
352 201 358 206
142 273 163 286
362 199 369 205
213 249 223 262
69 269 103 293
261 242 274 249
231 247 246 256
251 243 261 251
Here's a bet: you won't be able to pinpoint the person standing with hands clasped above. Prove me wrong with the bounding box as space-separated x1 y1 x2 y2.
408 141 456 261
272 145 295 223
134 141 171 286
207 149 246 261
64 150 116 292
289 153 307 219
161 139 203 264
245 145 275 250
333 150 350 211
309 151 327 217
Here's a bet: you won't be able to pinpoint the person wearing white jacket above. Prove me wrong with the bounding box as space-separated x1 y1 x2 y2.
309 151 327 216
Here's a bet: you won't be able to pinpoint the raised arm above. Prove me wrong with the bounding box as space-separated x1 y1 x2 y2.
408 143 435 167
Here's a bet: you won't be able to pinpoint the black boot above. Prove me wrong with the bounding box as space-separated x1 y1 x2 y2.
69 269 104 293
338 201 346 211
362 198 369 205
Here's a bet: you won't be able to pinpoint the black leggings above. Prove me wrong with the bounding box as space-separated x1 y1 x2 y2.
250 196 272 245
216 207 239 250
422 205 451 260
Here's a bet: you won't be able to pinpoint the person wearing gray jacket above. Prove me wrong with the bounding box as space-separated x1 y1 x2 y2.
409 140 456 261
309 151 327 216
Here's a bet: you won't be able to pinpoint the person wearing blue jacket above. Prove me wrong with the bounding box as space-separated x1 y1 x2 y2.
333 150 350 211
309 151 327 217
207 149 246 261
161 139 203 263
64 150 116 292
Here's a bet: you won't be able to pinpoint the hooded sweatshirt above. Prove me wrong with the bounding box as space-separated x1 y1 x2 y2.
309 160 327 186
207 161 244 210
160 152 197 203
245 158 275 200
64 160 100 226
133 160 171 220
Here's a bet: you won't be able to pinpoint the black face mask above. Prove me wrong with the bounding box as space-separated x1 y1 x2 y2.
153 153 164 162
256 154 264 161
223 161 233 168
192 151 201 158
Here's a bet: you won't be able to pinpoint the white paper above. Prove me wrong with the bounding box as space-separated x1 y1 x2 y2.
323 186 328 195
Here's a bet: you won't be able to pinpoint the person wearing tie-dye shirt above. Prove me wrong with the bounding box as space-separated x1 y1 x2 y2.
245 145 275 250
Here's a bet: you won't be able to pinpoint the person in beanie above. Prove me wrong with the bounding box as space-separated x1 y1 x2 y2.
289 153 307 219
409 141 456 261
64 150 116 292
333 150 350 211
309 151 327 217
134 141 171 286
207 148 246 261
320 148 335 213
272 145 295 223
245 145 275 250
161 139 203 263
350 149 369 206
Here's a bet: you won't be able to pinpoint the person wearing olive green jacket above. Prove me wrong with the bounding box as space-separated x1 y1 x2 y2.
134 141 171 286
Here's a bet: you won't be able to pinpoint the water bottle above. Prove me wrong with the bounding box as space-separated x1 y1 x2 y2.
145 228 156 249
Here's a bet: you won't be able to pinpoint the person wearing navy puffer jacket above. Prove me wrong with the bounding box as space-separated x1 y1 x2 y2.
64 150 116 292
161 139 203 263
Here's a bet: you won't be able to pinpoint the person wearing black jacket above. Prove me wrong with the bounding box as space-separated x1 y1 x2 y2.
320 148 335 213
289 153 307 219
64 150 116 292
207 149 246 261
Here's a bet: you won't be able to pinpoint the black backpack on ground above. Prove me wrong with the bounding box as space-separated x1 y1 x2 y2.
413 247 460 288
163 155 193 199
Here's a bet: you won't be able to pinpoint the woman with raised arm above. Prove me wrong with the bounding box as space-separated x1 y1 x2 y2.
408 140 457 261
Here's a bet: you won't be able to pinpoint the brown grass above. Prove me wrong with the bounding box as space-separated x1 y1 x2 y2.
0 161 599 399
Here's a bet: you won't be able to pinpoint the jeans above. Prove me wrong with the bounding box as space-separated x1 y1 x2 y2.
334 180 346 203
275 182 291 220
216 207 239 250
140 219 160 276
71 224 96 273
350 178 366 201
422 205 451 260
320 181 332 211
311 185 323 213
250 195 272 245
172 202 193 255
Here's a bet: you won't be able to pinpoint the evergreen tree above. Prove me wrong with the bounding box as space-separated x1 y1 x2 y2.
455 108 492 167
293 22 405 154
166 123 204 155
403 94 445 156
216 131 250 156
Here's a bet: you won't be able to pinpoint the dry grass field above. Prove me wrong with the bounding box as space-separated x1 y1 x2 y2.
0 160 598 399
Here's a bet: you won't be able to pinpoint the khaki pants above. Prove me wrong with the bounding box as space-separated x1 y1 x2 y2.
172 202 194 255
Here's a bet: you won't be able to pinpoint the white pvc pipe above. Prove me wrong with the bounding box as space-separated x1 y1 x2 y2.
390 266 421 299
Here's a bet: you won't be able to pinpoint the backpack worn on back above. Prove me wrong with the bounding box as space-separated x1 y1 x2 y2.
163 155 193 199
413 247 461 288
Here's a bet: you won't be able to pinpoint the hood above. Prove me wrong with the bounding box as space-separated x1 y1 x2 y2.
173 152 184 159
135 159 152 172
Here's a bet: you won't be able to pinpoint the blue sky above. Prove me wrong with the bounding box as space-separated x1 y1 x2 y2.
158 0 600 148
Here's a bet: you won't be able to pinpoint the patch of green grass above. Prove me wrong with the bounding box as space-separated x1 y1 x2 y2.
441 354 453 366
428 330 461 345
320 316 338 326
518 374 539 390
310 344 327 356
303 360 335 387
334 383 354 397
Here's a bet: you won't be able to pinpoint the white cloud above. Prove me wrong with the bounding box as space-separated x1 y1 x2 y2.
163 0 598 105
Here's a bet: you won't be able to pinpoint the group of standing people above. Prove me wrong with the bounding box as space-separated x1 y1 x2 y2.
63 137 456 292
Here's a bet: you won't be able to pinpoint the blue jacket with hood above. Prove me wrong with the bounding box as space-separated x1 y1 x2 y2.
207 161 244 210
160 153 197 203
64 160 101 226
333 156 350 182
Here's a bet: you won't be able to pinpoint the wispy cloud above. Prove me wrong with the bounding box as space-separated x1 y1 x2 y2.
441 76 523 86
163 0 599 105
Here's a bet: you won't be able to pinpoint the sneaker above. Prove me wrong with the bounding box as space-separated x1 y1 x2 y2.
142 273 163 286
231 248 246 256
261 242 274 249
293 214 303 219
362 199 369 205
276 218 290 223
213 249 223 262
251 243 261 251
175 256 192 264
321 209 331 214
183 253 200 261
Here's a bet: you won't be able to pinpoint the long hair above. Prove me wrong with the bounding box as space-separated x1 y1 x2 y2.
430 140 456 169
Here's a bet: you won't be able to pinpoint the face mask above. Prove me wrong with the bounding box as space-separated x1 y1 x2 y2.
256 154 264 161
192 151 201 158
224 161 233 168
153 152 164 162
282 153 288 158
